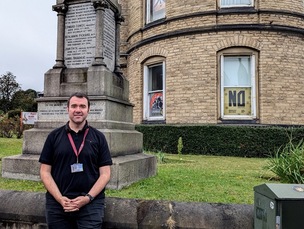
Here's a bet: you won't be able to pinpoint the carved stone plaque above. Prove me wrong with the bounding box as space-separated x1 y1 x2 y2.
38 101 105 121
64 2 96 68
103 8 116 72
64 3 116 71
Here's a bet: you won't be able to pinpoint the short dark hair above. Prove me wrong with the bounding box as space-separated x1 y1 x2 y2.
67 92 90 108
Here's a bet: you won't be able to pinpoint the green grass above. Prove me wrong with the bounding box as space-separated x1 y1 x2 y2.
0 137 46 192
0 137 278 204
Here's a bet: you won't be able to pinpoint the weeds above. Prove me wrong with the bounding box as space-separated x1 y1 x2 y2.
177 137 183 159
265 139 304 183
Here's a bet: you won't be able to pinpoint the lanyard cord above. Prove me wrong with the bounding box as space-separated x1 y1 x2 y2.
67 128 89 163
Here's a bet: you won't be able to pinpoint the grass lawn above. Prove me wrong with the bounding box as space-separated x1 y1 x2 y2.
0 137 278 204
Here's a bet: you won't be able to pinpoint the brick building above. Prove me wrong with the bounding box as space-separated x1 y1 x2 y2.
118 0 304 125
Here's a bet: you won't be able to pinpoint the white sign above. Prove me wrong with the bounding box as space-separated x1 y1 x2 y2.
22 112 38 125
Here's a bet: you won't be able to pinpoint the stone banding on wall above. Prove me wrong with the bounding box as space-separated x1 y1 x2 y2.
120 0 304 125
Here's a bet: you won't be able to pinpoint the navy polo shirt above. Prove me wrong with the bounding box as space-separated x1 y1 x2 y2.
39 122 112 199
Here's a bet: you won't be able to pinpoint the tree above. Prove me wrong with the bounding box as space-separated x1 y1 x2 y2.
0 72 21 113
11 89 38 112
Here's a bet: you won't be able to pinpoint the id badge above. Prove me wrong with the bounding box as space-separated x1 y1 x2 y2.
71 163 84 173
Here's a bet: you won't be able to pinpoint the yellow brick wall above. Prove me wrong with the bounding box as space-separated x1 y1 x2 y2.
120 0 304 125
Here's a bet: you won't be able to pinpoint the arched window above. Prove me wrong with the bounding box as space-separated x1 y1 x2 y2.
143 57 166 121
219 48 258 121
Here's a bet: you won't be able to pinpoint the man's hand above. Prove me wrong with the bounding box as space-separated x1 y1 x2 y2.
59 196 81 212
63 196 90 212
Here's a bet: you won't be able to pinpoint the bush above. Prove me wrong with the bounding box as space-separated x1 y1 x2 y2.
0 116 17 138
7 109 21 119
0 113 33 138
135 124 304 157
265 139 304 183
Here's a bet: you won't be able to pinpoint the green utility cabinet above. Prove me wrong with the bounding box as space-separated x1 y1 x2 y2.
254 183 304 229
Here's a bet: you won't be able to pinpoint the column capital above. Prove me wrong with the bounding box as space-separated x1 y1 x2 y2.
52 4 68 14
116 14 125 23
92 0 109 10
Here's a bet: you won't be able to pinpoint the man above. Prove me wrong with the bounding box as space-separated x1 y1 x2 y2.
39 92 112 229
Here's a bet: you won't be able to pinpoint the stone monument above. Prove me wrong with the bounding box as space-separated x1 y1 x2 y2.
2 0 157 189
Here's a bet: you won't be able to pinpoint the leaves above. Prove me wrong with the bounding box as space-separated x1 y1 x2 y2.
265 139 304 183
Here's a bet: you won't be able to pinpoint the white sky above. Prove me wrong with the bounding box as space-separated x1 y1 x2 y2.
0 0 57 92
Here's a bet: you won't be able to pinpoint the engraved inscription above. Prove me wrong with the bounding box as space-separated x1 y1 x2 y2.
103 8 116 72
38 102 105 121
39 102 67 117
64 3 96 68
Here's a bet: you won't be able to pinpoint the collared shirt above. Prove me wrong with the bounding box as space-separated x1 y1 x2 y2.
39 122 112 199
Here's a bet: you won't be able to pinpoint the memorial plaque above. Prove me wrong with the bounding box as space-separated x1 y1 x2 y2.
64 2 96 68
64 3 116 71
103 8 116 72
38 101 105 121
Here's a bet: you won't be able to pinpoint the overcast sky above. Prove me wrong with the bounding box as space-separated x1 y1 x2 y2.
0 0 57 92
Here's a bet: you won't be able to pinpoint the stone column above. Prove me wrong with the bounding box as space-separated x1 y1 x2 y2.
92 1 107 66
52 3 68 69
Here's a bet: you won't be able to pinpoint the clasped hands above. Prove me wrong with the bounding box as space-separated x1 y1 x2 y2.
60 196 90 212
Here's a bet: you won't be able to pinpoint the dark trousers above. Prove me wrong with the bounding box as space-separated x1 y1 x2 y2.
45 197 105 229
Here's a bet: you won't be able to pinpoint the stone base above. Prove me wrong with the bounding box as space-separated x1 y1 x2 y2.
2 153 157 190
21 127 144 157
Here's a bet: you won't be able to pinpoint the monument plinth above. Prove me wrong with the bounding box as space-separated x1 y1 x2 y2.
2 0 156 189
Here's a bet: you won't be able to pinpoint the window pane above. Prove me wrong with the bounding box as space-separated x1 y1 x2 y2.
223 56 251 87
150 0 166 21
148 64 163 91
221 0 252 6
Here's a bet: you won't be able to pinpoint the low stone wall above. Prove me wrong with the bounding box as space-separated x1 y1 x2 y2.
0 190 254 229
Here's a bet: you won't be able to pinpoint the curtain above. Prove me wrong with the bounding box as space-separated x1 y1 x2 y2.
224 56 251 87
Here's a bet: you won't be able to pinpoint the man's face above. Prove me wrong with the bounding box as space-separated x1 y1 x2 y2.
67 96 90 125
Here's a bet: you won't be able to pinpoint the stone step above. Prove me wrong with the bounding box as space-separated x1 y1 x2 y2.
2 153 157 190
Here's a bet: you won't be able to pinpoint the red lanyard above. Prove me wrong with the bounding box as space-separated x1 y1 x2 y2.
67 128 89 163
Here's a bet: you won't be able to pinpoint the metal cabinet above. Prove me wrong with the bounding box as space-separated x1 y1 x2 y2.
254 183 304 229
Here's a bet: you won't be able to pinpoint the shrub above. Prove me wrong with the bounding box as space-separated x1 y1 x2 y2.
265 139 304 183
0 114 33 138
135 124 304 157
0 116 16 138
7 109 21 119
177 137 183 156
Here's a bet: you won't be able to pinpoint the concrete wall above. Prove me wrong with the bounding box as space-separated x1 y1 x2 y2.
0 190 253 229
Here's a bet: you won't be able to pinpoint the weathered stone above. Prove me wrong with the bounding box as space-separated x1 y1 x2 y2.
0 190 254 229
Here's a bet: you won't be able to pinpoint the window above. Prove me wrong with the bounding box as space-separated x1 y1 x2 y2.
220 0 253 7
220 53 257 120
146 0 166 23
143 61 165 121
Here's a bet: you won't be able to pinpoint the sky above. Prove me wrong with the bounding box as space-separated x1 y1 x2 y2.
0 0 57 92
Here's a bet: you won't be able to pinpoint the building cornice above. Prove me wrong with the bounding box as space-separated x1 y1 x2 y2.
126 23 304 54
125 8 304 54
